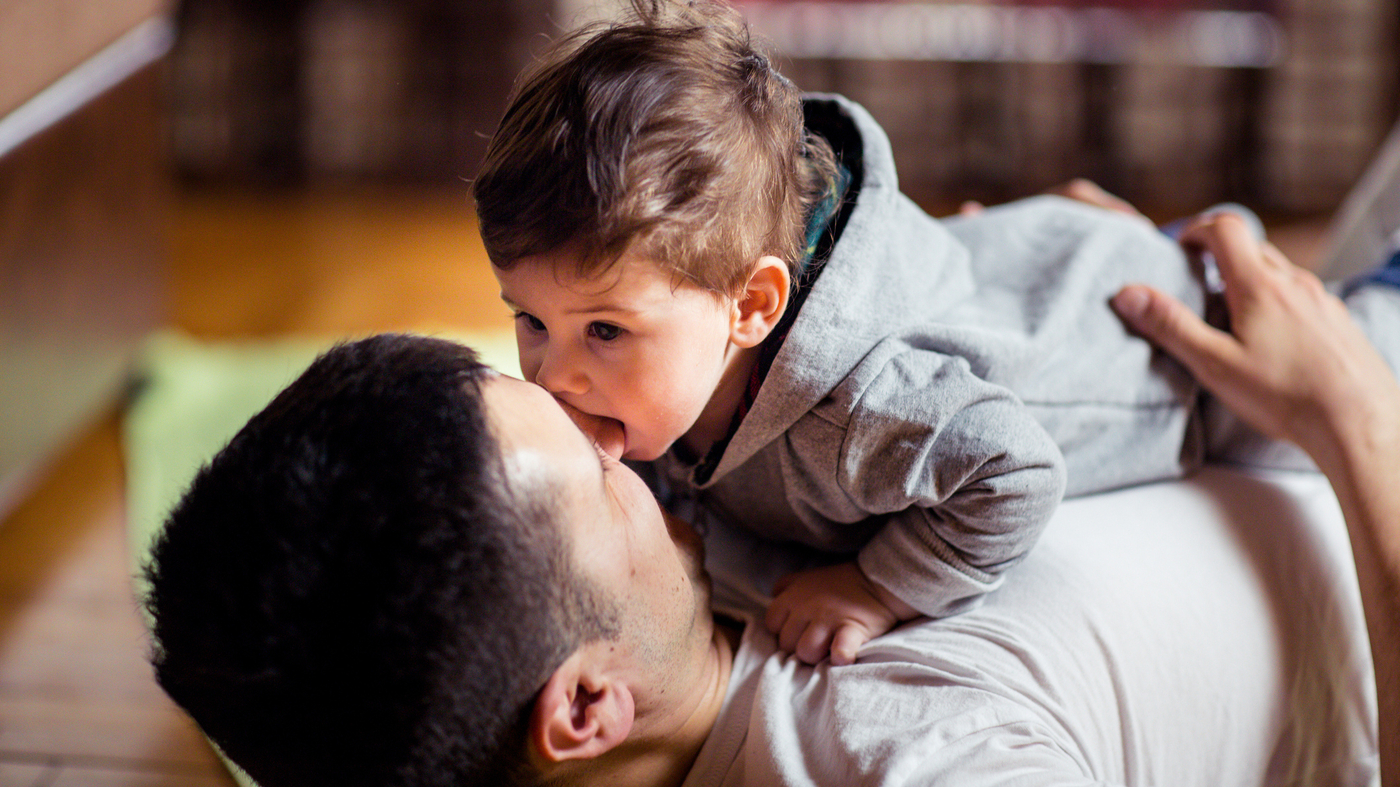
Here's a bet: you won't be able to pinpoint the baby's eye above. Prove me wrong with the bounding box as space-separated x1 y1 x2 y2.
515 312 546 333
588 322 622 341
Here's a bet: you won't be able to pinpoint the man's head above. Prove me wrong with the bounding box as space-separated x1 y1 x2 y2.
144 335 717 787
474 1 839 462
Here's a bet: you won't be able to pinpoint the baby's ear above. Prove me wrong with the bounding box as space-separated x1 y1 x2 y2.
731 256 790 348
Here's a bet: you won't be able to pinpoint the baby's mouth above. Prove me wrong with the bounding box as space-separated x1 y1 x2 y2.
594 416 626 460
554 398 626 459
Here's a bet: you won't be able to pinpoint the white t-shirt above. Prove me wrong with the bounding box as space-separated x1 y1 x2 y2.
683 466 1377 787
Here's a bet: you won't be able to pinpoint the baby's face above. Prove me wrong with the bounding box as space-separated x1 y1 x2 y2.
494 249 741 461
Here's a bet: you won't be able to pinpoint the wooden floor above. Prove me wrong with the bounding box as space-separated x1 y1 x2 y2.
0 185 1332 787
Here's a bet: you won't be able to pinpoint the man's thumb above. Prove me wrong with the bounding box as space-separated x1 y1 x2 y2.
1111 284 1231 382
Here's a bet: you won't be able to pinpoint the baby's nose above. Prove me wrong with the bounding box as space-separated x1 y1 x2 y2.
535 348 589 397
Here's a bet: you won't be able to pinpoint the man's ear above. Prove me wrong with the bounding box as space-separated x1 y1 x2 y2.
529 650 635 764
730 256 791 349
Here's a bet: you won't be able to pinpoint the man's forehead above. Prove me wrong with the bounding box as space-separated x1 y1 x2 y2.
481 375 598 485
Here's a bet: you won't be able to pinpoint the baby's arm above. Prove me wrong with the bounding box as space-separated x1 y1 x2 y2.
768 349 1067 665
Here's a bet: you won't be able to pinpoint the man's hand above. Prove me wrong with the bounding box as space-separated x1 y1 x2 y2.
1110 213 1400 468
1110 209 1400 785
1046 178 1151 223
764 561 918 666
961 179 1150 223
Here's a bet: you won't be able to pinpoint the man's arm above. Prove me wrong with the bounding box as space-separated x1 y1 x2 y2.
1111 213 1400 782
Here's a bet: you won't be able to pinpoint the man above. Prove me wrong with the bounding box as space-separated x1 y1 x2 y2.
145 333 730 787
146 212 1395 785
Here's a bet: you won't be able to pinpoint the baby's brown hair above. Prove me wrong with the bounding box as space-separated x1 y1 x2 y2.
473 0 838 295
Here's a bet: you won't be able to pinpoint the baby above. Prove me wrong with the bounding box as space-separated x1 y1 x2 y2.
473 0 1400 665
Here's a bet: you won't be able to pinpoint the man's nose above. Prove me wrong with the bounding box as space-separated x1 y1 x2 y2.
534 342 589 396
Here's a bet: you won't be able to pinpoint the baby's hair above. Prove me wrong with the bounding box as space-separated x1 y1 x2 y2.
473 0 838 295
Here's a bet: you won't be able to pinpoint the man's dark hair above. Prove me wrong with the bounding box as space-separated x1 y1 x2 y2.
144 334 616 787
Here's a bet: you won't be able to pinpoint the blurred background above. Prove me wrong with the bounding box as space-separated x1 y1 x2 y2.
167 0 1399 213
0 0 1396 782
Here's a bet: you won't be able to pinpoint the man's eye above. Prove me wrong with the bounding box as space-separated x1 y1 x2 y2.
515 313 546 333
588 322 622 341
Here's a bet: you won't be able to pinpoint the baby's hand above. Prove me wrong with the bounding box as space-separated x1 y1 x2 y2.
764 561 918 666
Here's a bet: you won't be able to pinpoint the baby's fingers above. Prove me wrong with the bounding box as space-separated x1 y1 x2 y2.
794 621 835 665
764 596 790 635
830 625 868 666
772 572 797 595
776 613 812 655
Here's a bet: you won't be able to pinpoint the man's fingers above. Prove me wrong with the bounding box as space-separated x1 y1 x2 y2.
1048 178 1146 219
1111 284 1245 389
1260 241 1292 269
1179 213 1272 283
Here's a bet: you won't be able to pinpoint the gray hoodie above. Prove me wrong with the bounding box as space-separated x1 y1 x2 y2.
648 94 1209 618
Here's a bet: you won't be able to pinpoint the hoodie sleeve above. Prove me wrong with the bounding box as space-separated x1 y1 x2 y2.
837 346 1067 619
